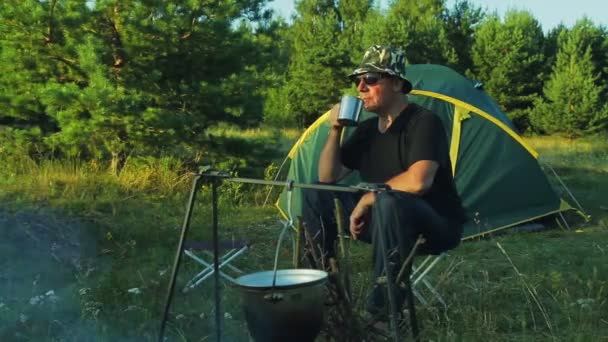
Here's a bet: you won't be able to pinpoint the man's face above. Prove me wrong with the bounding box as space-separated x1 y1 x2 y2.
353 72 401 113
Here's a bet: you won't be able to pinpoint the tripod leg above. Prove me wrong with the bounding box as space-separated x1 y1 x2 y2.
405 271 421 341
158 175 204 342
377 224 400 341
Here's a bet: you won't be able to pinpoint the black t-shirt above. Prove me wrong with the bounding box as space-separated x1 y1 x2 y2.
341 103 466 224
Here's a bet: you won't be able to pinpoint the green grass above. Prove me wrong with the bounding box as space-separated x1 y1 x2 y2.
418 229 608 341
527 135 608 227
0 133 606 341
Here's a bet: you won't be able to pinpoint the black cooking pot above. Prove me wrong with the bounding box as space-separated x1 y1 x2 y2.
233 269 328 342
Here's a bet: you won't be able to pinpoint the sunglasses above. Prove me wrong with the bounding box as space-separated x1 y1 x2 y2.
353 73 386 87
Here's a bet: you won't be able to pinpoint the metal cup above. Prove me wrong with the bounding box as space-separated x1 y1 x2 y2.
338 95 363 126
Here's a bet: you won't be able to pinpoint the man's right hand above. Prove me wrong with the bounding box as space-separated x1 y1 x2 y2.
329 103 343 130
349 192 375 239
319 101 349 183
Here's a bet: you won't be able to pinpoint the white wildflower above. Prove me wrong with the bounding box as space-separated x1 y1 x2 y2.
127 288 141 295
224 312 232 319
83 301 102 319
124 305 138 312
29 295 43 306
89 308 100 318
199 312 206 319
20 314 28 323
176 314 185 320
46 290 59 303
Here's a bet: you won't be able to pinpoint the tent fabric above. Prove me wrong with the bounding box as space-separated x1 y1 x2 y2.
276 64 573 239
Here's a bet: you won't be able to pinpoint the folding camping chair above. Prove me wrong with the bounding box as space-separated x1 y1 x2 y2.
181 239 252 293
410 253 448 310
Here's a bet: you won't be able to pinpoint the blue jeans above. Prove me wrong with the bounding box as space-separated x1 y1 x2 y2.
302 187 462 310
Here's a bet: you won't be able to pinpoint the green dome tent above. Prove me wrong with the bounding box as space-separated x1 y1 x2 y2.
275 64 580 239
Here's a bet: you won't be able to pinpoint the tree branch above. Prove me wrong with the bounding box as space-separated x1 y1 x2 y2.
180 17 197 40
44 0 58 44
47 54 89 84
107 5 126 68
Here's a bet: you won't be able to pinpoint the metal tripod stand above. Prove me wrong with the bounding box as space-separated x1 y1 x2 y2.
157 168 420 341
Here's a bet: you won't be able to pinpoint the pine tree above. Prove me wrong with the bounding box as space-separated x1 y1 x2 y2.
0 0 94 155
442 0 485 74
543 24 567 80
261 19 295 126
559 18 608 99
284 0 366 126
338 0 373 61
469 10 546 131
363 0 456 65
530 22 608 136
0 0 273 167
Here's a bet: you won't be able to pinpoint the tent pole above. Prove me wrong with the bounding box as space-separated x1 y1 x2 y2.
543 162 585 212
558 212 571 230
554 216 565 231
263 156 290 206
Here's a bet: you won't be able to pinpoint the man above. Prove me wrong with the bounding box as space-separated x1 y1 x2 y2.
302 45 466 317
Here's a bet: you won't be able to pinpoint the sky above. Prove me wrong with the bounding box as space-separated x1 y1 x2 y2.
268 0 608 33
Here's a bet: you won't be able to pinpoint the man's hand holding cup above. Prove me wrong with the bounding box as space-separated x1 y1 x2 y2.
329 95 363 130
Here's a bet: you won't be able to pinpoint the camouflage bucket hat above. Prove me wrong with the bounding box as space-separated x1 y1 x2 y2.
348 45 412 93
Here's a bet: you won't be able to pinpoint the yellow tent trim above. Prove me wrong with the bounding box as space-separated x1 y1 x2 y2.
287 111 330 158
450 106 470 176
289 89 539 160
462 207 572 241
411 90 539 159
559 198 590 221
275 200 291 225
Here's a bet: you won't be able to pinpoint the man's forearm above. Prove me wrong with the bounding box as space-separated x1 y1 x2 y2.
386 171 425 194
318 127 344 183
386 160 438 195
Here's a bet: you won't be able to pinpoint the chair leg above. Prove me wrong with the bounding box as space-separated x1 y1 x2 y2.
185 269 237 293
411 286 429 306
182 250 214 291
411 254 448 310
182 246 249 292
412 254 444 285
421 278 447 310
203 250 245 274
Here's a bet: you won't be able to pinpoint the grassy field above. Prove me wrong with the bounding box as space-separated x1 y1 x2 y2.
0 133 607 341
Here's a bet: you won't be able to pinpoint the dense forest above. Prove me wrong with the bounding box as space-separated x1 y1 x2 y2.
1 0 607 167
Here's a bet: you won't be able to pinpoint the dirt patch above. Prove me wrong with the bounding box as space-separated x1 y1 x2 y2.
0 206 100 340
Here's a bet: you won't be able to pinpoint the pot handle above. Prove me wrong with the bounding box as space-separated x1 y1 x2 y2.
271 180 295 291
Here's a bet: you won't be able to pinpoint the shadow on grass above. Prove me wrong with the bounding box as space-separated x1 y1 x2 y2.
0 197 290 341
0 206 103 340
